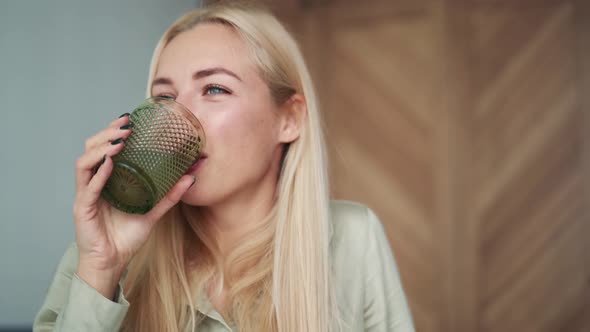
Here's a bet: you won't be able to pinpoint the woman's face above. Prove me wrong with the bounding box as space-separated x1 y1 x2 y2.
152 23 291 206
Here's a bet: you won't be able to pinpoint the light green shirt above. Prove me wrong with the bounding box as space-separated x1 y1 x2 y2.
33 200 415 331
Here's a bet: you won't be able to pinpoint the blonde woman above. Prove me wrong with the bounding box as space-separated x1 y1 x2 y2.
33 4 414 332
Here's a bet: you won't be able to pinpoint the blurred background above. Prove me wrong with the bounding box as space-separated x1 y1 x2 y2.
1 0 589 331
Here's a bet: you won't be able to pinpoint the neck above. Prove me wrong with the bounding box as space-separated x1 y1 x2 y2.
201 164 279 256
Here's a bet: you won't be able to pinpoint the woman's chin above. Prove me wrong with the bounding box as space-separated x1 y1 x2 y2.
180 191 203 206
179 187 216 207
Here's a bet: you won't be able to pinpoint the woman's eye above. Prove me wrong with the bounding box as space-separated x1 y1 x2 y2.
204 85 230 95
156 94 175 100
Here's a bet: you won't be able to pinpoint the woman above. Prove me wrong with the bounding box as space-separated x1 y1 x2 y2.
33 4 414 332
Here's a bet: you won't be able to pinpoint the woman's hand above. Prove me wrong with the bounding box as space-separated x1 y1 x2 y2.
72 114 195 299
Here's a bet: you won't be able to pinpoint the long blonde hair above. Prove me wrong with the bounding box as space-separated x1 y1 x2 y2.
121 4 338 331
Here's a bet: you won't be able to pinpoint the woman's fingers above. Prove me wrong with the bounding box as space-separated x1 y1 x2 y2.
85 154 114 198
84 115 133 151
145 175 196 225
75 139 126 192
78 154 115 208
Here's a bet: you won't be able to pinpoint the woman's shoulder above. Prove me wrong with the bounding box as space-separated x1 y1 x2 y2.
329 199 372 220
329 200 416 331
327 200 400 322
328 199 384 261
329 199 378 243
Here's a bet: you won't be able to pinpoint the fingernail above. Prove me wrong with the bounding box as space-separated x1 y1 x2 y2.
118 112 130 118
111 138 124 145
190 175 196 187
119 122 134 130
93 154 106 175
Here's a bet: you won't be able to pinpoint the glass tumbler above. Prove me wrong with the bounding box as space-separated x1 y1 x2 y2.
101 97 205 214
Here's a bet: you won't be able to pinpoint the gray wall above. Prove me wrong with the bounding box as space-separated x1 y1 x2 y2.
0 0 199 327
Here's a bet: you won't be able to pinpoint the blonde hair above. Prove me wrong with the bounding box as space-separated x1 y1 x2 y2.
121 3 339 331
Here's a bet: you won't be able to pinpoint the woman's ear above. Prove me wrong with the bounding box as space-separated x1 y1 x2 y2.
278 94 307 143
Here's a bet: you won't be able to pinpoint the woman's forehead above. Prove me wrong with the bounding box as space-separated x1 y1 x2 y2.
157 23 255 77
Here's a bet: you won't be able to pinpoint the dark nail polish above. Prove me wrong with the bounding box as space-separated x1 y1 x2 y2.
118 112 130 118
119 123 134 130
111 138 124 145
93 155 106 175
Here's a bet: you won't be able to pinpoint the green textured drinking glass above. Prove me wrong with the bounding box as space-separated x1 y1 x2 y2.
101 97 205 214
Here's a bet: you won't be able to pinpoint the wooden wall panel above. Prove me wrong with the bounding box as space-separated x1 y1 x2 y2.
464 3 588 331
567 1 590 332
441 3 479 330
320 5 443 331
297 1 589 331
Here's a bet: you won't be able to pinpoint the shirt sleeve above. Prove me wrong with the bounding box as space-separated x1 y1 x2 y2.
363 208 415 332
33 243 130 332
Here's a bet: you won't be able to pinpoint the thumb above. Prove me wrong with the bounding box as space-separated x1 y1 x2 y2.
145 175 195 224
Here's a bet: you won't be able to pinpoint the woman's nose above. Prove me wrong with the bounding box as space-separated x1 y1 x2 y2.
174 94 206 130
175 94 198 117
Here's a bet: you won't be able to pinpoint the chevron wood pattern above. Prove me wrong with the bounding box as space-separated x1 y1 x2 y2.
320 6 443 332
464 4 588 332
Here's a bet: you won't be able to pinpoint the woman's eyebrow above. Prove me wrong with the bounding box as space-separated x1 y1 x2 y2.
152 67 242 89
193 67 242 82
152 77 172 88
